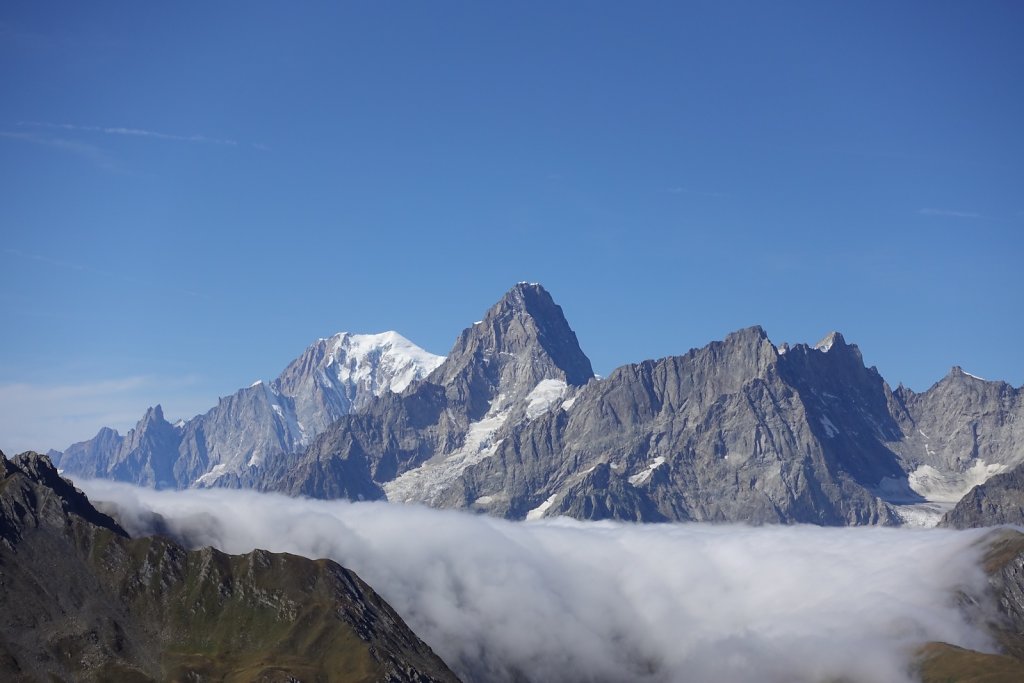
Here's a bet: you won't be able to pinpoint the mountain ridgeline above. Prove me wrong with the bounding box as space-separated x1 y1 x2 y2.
55 283 1024 526
0 450 460 682
55 332 444 489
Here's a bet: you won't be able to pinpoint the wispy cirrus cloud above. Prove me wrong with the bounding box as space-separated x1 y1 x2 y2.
917 208 983 219
17 121 267 150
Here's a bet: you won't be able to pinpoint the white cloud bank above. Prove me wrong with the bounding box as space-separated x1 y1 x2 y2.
79 480 998 683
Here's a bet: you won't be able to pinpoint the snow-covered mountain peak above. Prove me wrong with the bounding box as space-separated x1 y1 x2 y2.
320 331 445 394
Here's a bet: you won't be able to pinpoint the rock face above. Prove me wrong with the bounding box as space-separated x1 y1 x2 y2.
940 462 1024 529
0 450 460 682
886 369 1024 506
449 326 904 524
54 331 444 489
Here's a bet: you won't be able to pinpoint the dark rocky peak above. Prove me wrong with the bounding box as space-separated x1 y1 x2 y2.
120 404 180 456
112 404 184 488
815 330 845 352
145 404 164 421
780 329 873 378
2 451 127 539
769 330 867 376
430 282 594 387
812 331 865 364
135 404 172 433
778 330 904 442
423 283 594 420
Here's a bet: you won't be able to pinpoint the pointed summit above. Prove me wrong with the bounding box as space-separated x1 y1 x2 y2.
812 330 865 365
428 283 594 407
946 366 989 382
815 331 845 353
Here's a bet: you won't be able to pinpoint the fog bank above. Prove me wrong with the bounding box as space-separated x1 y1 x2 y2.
80 480 996 683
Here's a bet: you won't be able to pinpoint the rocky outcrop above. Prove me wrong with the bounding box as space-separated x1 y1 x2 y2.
0 450 460 682
940 462 1024 529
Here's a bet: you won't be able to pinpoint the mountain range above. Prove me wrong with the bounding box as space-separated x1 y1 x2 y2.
54 331 443 489
54 282 1024 526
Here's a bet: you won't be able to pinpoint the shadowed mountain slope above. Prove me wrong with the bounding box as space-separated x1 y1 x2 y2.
0 450 459 683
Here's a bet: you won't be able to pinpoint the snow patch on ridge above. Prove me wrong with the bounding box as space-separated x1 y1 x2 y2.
194 463 229 486
629 457 667 486
526 493 559 521
525 379 568 420
384 397 511 506
908 460 1008 504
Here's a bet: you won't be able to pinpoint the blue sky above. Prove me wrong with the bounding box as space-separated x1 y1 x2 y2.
1 2 1022 453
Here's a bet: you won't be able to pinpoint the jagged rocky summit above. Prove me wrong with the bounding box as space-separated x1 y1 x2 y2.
52 282 1024 526
0 450 460 682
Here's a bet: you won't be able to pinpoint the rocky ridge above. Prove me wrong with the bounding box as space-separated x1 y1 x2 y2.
49 283 1024 526
940 462 1024 529
0 449 460 682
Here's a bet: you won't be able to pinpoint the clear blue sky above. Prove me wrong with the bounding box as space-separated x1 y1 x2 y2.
1 2 1022 453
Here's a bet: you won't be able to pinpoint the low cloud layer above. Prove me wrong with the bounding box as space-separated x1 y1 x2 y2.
80 480 997 683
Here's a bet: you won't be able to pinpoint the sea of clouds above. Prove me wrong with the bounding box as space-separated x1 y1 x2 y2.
79 480 998 683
